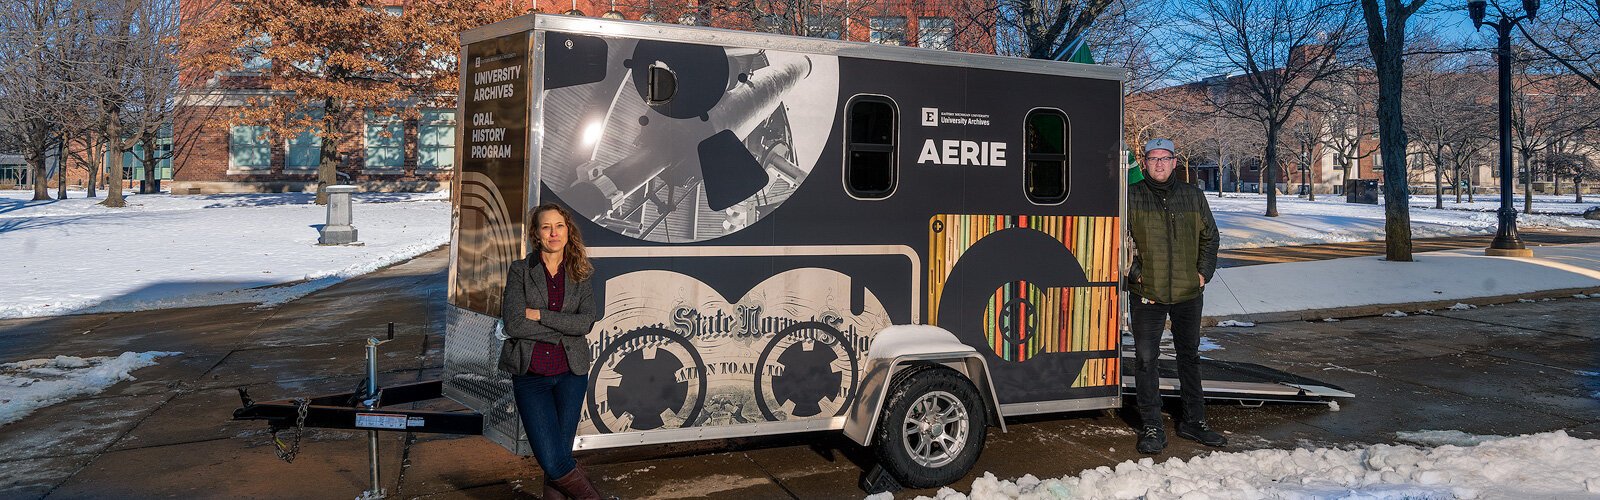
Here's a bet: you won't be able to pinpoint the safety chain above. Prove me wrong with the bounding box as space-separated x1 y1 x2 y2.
271 398 311 463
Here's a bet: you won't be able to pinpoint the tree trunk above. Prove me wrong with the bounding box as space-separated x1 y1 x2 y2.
29 156 49 201
1264 126 1281 217
55 137 67 200
1440 152 1452 208
87 141 102 199
1453 162 1461 203
1375 52 1413 261
316 99 339 205
103 116 127 208
142 135 158 194
1520 151 1532 214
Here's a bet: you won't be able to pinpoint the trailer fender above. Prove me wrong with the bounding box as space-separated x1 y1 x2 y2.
843 325 1005 447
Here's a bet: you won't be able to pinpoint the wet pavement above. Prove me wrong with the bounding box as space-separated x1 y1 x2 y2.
1 246 1597 499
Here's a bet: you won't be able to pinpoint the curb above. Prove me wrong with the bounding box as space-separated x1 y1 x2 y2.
1202 286 1600 326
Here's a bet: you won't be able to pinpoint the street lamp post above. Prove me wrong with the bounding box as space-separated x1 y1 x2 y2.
1300 162 1310 199
1470 0 1537 257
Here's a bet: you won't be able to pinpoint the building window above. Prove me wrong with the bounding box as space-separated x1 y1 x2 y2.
418 109 456 169
285 108 324 171
365 111 405 170
229 124 272 172
806 15 841 39
869 17 907 46
117 141 174 180
845 95 897 198
239 34 271 72
918 17 954 50
1025 109 1069 204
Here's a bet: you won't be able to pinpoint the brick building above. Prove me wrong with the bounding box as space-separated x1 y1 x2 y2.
171 0 993 194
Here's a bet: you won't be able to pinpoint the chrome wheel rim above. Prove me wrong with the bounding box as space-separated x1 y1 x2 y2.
900 390 969 468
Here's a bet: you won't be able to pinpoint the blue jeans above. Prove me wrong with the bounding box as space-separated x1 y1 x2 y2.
512 372 587 478
1130 292 1206 428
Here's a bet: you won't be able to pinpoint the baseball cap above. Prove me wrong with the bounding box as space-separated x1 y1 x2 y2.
1143 138 1175 155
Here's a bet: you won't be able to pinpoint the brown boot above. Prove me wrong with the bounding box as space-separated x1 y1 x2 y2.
542 479 567 500
551 466 601 500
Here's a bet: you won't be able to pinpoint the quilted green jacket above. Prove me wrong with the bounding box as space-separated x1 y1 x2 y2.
1126 178 1219 304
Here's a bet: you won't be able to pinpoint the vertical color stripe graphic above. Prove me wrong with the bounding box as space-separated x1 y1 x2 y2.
930 214 1120 385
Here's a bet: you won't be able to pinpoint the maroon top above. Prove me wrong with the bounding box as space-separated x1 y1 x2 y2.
527 262 570 376
545 264 565 312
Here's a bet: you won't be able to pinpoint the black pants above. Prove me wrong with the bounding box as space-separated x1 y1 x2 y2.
1130 292 1205 428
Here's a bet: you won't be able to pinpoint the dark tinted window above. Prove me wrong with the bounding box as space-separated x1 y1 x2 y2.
1025 110 1068 203
846 97 897 198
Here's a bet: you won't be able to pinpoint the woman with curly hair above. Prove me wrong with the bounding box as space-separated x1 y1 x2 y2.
499 202 601 499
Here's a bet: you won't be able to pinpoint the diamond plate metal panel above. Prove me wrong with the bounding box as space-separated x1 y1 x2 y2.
444 304 531 455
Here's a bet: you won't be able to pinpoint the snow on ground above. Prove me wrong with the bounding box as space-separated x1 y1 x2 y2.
1403 193 1600 216
1205 242 1600 318
1211 193 1600 249
889 431 1600 500
0 189 450 319
0 351 181 426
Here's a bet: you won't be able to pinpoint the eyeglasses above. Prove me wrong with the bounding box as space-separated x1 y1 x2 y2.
1146 156 1178 163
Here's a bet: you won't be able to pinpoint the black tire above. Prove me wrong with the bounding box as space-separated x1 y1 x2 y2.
872 365 988 489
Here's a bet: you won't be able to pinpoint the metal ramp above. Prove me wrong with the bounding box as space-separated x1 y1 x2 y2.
1120 352 1355 404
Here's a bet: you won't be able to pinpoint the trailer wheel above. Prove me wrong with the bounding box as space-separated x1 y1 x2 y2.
872 366 987 488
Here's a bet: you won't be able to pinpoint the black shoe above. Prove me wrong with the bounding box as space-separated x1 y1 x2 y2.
1177 421 1228 447
1136 425 1167 454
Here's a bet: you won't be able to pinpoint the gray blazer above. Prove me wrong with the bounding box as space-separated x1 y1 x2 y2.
498 255 596 376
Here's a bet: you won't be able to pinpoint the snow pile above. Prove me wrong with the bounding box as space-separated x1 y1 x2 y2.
1448 303 1478 311
0 351 181 426
0 190 449 319
1215 320 1256 327
910 431 1600 500
1383 310 1409 318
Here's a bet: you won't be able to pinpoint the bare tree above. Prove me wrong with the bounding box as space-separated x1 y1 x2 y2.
697 0 892 41
988 0 1116 60
1180 0 1362 216
1287 109 1320 200
1543 149 1597 202
1516 0 1600 92
1359 0 1429 261
1507 52 1599 213
1405 50 1487 208
0 0 75 201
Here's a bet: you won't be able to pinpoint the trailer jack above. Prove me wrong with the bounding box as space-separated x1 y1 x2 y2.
233 324 484 497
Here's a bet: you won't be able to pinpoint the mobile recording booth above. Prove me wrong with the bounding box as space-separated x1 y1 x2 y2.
235 13 1350 492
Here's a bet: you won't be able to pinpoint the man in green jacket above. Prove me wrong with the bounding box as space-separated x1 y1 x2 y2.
1127 138 1226 454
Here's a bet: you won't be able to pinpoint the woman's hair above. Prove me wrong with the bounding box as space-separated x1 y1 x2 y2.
530 203 594 282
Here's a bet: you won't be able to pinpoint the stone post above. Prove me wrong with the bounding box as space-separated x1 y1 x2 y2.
319 185 359 245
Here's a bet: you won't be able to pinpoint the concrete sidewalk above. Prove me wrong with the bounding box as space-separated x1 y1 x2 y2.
1205 242 1600 323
